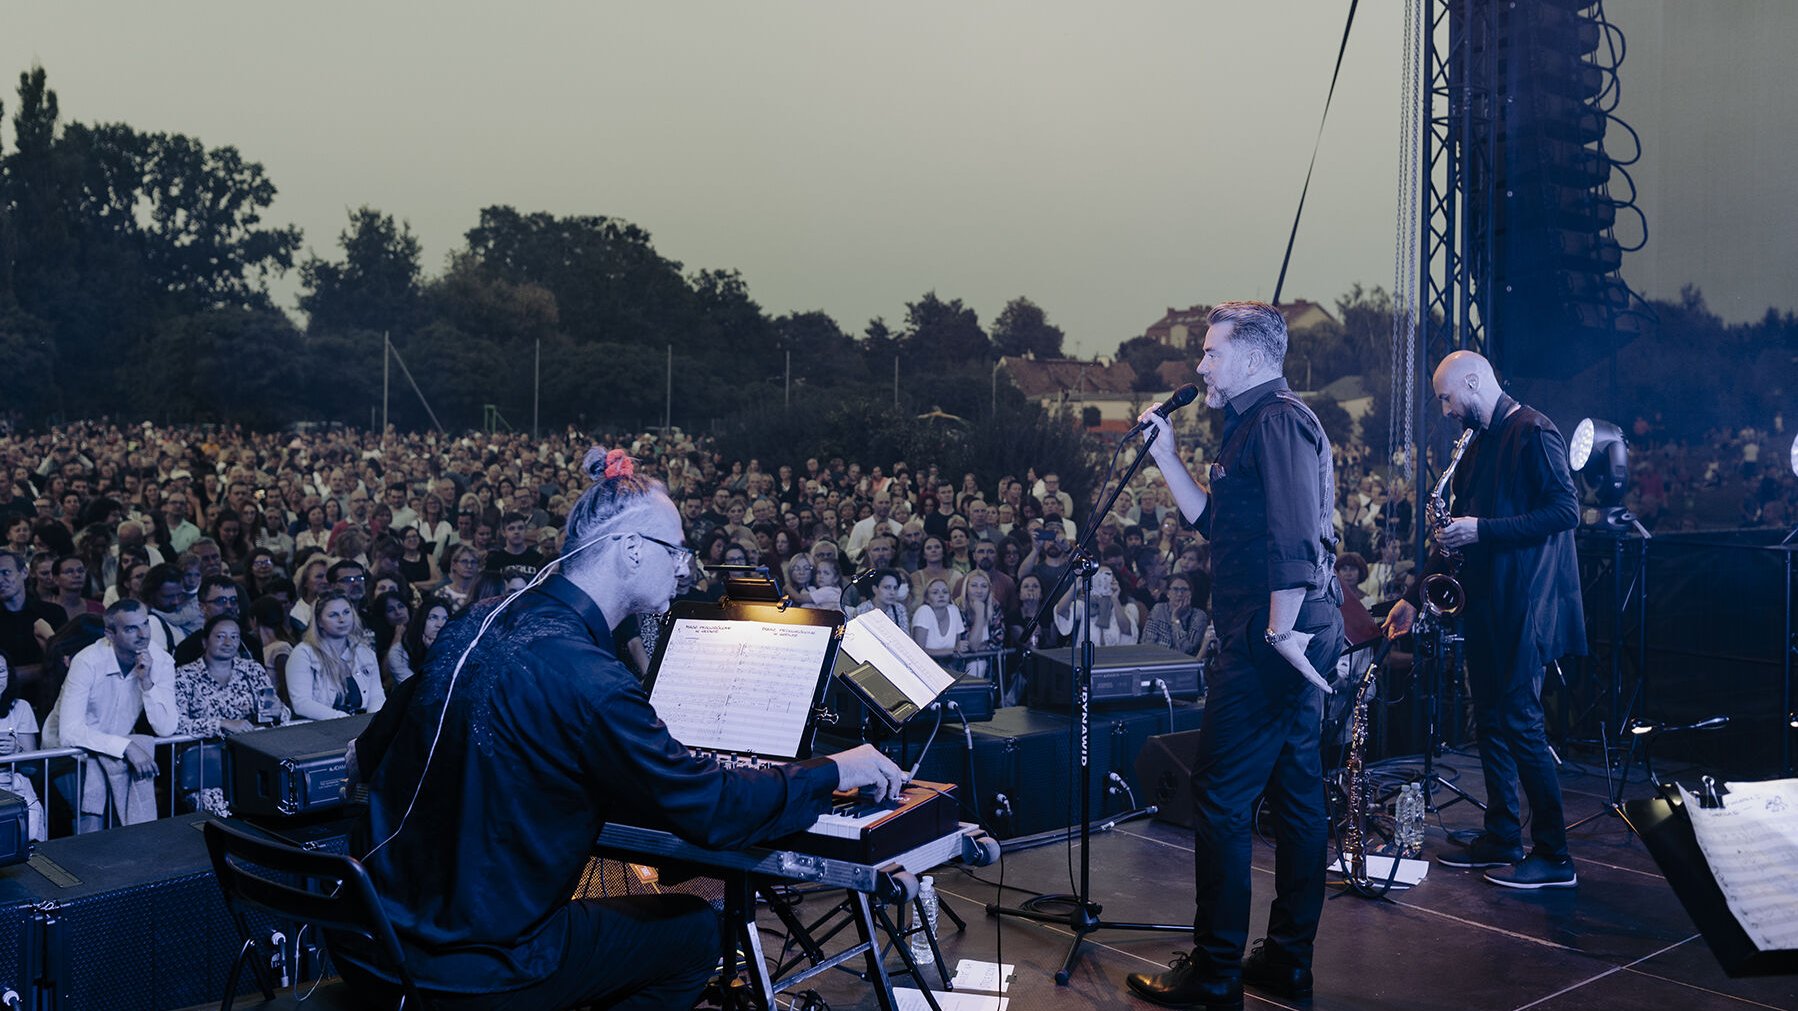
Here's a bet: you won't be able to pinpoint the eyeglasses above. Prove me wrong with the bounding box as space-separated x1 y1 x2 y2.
619 532 693 569
336 574 367 584
205 595 239 607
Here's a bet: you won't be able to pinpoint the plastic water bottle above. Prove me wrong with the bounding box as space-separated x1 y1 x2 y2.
1398 783 1425 858
909 875 939 969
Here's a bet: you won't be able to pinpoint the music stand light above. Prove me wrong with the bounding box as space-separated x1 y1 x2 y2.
1629 716 1730 791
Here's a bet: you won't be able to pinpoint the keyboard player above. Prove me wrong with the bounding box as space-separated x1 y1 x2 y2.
335 448 906 1011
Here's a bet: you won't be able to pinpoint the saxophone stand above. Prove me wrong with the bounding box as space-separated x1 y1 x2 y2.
1413 608 1485 816
987 426 1188 986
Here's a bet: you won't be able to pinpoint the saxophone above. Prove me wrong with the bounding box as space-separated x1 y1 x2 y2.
1420 428 1476 618
1341 637 1395 886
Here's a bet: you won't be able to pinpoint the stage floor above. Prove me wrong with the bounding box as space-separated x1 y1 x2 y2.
772 749 1798 1011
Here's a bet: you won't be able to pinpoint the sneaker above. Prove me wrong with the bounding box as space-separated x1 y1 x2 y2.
1484 853 1578 890
1242 939 1313 1001
1436 834 1525 869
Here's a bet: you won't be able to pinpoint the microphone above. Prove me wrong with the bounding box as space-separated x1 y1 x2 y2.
1128 384 1201 435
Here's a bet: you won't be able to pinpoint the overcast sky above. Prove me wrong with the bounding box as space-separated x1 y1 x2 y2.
3 2 1791 357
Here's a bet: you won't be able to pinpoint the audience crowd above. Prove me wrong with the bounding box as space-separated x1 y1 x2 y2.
0 413 1790 840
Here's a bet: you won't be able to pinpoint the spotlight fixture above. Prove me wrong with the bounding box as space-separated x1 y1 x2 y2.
1789 431 1797 478
1569 418 1629 507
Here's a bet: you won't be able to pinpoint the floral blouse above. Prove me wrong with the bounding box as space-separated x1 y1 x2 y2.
173 656 284 737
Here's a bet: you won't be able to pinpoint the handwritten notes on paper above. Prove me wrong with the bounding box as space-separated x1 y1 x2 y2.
1678 778 1798 952
650 618 833 759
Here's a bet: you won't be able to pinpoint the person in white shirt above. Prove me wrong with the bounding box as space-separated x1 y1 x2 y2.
284 588 385 720
844 493 903 563
385 482 420 533
45 599 179 832
1032 472 1076 519
0 652 46 840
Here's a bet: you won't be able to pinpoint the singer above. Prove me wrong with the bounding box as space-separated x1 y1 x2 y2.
1126 301 1343 1011
1383 350 1586 889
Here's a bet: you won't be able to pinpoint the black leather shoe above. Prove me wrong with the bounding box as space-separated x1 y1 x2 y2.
1436 833 1525 869
1125 951 1244 1010
1242 939 1313 1001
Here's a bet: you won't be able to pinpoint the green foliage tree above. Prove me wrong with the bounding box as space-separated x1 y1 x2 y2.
775 310 867 389
1 66 300 422
125 128 300 308
862 316 900 366
464 206 700 351
0 307 57 420
991 296 1065 358
1116 335 1186 391
142 308 306 426
300 206 424 337
901 291 991 372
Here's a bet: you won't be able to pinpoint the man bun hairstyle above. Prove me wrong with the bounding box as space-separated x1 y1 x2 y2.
562 448 668 574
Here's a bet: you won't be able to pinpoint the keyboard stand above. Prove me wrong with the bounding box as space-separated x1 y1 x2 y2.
771 880 965 1007
595 822 998 1011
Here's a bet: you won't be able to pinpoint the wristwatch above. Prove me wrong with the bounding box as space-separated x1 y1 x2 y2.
1264 628 1293 646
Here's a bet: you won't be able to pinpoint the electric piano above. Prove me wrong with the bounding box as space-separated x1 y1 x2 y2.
595 807 999 1011
777 780 960 865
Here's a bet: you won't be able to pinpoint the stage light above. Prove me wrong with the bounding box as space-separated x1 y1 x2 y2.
1788 713 1798 730
1789 432 1797 478
1627 719 1655 736
1569 418 1629 507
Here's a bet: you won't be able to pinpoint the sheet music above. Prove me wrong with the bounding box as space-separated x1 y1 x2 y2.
649 618 833 759
1677 779 1798 951
840 608 956 707
894 989 1007 1011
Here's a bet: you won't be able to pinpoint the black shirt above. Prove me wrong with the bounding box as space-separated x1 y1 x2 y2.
1195 377 1336 630
0 597 67 666
481 546 544 573
342 574 839 992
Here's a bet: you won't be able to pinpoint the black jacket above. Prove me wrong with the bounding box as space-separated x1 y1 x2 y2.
1412 399 1587 664
342 574 839 992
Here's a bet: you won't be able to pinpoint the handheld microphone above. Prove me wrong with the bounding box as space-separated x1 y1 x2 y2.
1128 384 1201 435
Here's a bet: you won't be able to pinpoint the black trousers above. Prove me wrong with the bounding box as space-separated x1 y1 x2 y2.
1464 631 1569 861
1188 600 1342 975
338 894 719 1010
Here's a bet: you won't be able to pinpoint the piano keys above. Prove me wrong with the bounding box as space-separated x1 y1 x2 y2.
779 780 960 865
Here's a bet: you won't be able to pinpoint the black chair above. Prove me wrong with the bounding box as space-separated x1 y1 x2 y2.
202 818 422 1010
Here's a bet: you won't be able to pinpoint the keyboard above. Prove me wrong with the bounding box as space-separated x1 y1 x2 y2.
784 781 960 864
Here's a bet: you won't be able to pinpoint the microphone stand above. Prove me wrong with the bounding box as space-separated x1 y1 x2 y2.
987 426 1188 986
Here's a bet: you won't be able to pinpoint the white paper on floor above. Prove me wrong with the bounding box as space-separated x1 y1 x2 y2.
950 959 1014 993
1327 853 1429 886
893 988 1008 1011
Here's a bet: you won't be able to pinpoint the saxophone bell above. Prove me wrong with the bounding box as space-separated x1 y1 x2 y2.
1421 571 1464 618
